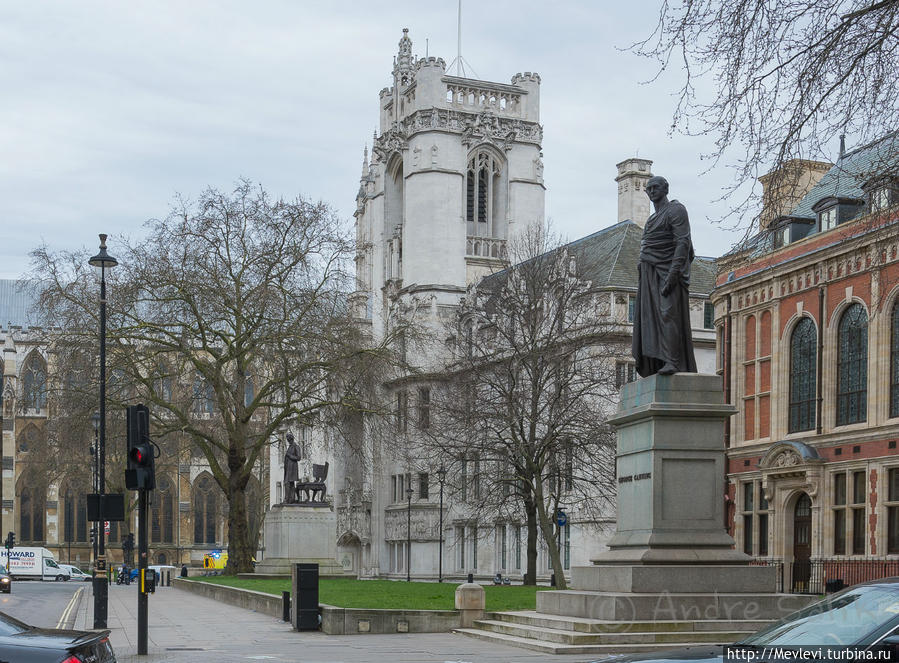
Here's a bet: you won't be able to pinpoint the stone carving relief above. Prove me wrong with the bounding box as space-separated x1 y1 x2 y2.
773 450 801 467
430 144 438 166
533 152 544 182
372 129 409 161
398 108 542 146
384 508 440 542
412 145 421 167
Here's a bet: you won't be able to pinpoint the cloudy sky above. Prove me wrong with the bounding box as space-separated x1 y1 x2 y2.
1 1 818 279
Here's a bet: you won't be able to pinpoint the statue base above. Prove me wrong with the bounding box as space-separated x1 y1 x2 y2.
255 503 346 576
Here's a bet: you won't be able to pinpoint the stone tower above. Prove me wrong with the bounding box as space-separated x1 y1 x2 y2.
351 28 545 348
615 157 653 227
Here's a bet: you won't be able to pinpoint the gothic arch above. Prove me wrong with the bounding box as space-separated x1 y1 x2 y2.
151 475 175 543
16 472 46 543
20 350 47 413
60 479 89 544
465 144 508 240
16 422 43 453
192 472 221 545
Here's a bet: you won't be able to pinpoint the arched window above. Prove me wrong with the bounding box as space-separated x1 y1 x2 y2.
193 475 219 545
22 353 47 412
151 476 174 543
891 302 899 419
789 318 817 433
192 375 214 414
19 482 45 542
63 487 89 543
837 303 868 426
154 363 173 402
466 151 504 239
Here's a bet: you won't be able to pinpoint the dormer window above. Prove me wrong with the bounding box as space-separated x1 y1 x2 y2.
812 196 864 232
820 206 837 231
863 177 898 214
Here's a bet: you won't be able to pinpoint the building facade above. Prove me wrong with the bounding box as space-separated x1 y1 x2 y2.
320 30 718 582
713 134 899 591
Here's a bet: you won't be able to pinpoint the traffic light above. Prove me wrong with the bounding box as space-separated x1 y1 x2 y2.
122 533 134 553
90 528 95 544
4 532 14 550
126 404 156 490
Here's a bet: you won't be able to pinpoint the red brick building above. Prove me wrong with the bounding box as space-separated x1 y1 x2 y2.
712 134 899 591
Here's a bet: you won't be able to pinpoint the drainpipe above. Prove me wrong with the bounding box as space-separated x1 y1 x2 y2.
724 294 733 530
817 287 825 435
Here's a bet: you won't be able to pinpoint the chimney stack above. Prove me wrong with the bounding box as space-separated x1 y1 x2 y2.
616 157 653 227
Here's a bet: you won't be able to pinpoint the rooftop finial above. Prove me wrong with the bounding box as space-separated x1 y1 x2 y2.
394 28 415 86
839 134 846 157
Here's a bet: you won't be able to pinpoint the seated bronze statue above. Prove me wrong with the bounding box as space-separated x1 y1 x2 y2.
295 462 329 503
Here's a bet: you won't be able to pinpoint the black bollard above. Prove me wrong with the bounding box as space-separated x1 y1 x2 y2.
282 591 291 622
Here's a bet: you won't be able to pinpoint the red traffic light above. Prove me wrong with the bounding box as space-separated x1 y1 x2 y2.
129 443 152 467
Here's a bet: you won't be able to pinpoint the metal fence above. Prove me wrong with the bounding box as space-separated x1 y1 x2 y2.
751 558 899 594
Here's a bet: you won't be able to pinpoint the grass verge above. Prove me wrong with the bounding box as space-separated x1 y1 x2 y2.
187 576 547 611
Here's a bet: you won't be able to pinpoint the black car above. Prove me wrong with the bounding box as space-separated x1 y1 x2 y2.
0 610 115 662
0 572 10 593
601 578 899 663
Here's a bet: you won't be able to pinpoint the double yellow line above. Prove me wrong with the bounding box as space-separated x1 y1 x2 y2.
57 586 84 629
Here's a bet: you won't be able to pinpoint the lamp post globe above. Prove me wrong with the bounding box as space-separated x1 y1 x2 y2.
88 234 117 629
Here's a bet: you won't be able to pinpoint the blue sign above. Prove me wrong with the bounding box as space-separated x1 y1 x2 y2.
556 509 567 527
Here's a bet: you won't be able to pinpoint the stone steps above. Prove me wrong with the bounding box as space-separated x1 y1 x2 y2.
493 610 772 633
454 609 766 655
454 626 728 656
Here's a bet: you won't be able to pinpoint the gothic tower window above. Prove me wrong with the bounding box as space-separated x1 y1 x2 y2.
151 476 174 543
466 150 507 239
18 479 45 542
789 317 817 433
193 474 219 544
837 303 868 426
63 486 89 543
22 353 47 412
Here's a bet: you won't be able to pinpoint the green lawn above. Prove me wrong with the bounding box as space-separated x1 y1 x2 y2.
187 576 547 611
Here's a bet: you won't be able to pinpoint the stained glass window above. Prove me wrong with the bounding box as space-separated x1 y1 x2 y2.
837 304 868 425
789 317 817 432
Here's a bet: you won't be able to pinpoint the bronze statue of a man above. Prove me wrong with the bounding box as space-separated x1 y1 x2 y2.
282 433 301 504
632 176 698 377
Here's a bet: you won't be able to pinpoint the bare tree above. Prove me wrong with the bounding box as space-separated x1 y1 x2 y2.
425 227 620 588
634 0 899 226
30 181 393 574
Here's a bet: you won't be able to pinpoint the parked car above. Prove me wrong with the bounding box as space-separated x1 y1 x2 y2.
58 564 92 582
0 609 115 662
0 572 10 593
600 578 899 663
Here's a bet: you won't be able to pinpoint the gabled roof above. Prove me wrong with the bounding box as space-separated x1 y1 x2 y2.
480 221 716 297
789 132 899 220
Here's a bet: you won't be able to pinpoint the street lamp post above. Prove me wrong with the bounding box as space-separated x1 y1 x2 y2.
91 413 100 563
89 234 117 629
436 466 446 583
406 486 414 582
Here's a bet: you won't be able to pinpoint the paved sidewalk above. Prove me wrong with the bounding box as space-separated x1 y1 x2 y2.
73 582 582 663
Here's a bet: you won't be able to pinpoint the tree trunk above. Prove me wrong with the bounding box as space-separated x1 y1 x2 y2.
536 499 567 590
524 495 539 585
224 438 254 575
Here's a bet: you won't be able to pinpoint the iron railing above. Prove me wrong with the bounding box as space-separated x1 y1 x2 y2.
751 558 899 594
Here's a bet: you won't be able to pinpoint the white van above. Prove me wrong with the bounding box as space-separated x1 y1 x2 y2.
0 547 71 581
59 564 92 581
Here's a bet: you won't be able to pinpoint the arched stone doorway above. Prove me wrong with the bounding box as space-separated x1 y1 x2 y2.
792 493 812 592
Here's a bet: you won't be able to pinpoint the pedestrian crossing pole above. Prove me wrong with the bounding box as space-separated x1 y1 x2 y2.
137 487 148 655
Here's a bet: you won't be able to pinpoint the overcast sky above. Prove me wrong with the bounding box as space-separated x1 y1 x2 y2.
1 1 832 279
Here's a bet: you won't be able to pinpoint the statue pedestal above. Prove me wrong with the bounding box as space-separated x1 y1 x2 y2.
255 503 345 576
536 374 812 624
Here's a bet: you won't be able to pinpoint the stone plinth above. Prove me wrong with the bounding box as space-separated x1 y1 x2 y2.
256 503 345 576
594 372 748 566
534 373 809 625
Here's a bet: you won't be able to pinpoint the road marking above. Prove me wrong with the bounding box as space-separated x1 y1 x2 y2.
57 586 84 629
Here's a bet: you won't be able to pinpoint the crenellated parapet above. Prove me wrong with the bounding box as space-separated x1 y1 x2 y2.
511 71 541 85
416 56 446 71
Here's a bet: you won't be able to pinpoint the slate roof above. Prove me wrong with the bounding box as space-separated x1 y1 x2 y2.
0 280 39 328
480 221 716 297
789 132 899 220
